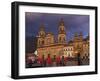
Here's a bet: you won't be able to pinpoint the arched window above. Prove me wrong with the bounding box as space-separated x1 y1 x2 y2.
68 53 70 57
59 37 61 42
38 40 41 45
63 37 65 41
42 40 44 45
47 38 51 44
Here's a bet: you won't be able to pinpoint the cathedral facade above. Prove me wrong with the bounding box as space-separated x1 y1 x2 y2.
36 19 89 59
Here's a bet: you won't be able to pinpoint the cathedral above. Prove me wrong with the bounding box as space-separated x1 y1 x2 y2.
36 19 89 59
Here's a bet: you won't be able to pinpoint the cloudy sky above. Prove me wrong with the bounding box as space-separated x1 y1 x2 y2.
25 12 89 41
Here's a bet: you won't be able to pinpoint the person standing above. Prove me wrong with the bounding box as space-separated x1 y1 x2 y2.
46 54 52 67
52 55 56 66
61 56 65 66
64 56 68 66
41 55 46 67
77 53 81 65
56 55 61 66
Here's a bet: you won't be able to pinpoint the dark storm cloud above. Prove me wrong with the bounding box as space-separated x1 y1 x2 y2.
25 12 89 41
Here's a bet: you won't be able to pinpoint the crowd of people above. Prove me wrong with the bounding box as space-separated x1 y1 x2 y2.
26 54 81 68
37 54 67 66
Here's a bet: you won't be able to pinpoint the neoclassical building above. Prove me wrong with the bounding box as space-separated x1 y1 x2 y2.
63 33 89 58
36 19 89 59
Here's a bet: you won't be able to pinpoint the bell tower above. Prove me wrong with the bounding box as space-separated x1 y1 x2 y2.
38 24 46 37
58 18 66 43
37 24 46 47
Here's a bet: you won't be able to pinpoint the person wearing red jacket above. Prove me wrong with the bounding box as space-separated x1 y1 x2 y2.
46 54 52 66
56 56 61 66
